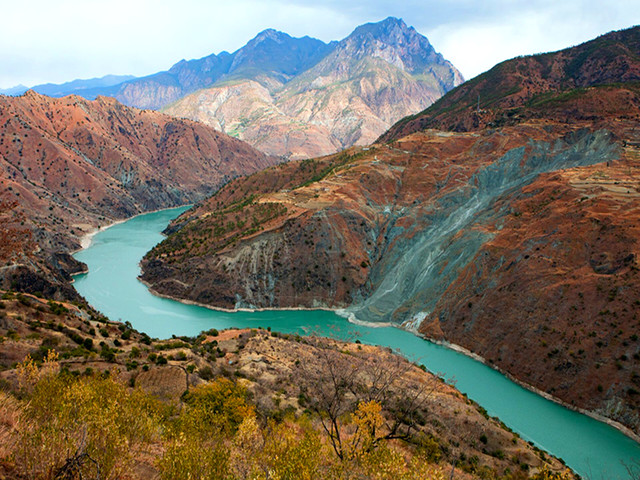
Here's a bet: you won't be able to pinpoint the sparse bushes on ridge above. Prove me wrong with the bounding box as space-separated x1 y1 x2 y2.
2 351 453 480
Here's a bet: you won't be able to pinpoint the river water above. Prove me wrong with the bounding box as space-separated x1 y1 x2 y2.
72 206 640 478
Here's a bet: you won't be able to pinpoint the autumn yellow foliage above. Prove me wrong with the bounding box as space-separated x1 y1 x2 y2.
1 352 524 480
12 353 164 479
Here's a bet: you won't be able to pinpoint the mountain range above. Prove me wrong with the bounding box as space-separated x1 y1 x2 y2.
1 14 639 469
163 18 463 159
0 91 276 299
141 25 640 436
1 18 463 159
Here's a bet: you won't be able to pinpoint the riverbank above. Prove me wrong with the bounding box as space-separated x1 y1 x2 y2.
422 335 640 444
73 205 193 253
141 275 640 445
139 277 343 315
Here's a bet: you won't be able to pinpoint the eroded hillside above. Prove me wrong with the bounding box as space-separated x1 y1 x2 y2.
0 90 277 299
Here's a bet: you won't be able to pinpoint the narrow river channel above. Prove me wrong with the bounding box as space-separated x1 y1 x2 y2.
72 206 640 479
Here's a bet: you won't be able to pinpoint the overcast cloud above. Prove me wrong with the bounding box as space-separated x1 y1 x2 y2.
1 0 639 88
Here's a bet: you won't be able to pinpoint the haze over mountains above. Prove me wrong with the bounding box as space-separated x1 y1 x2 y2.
2 17 462 160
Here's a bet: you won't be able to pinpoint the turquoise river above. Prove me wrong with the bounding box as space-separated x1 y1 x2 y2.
72 207 640 478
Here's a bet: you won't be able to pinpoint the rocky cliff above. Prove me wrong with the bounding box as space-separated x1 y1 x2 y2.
163 17 463 159
113 30 335 111
0 90 277 299
141 27 640 434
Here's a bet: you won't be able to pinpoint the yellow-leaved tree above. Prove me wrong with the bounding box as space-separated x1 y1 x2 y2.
14 351 164 480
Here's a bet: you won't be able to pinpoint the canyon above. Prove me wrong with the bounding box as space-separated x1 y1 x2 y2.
0 91 276 299
141 26 640 435
0 17 639 479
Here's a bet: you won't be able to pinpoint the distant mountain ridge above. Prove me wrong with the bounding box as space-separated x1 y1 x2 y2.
0 75 135 99
2 17 462 159
3 29 337 109
164 17 463 158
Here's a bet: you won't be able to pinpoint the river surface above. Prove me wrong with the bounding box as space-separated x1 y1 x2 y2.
72 207 640 479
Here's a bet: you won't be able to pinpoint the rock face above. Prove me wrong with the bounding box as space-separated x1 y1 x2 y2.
116 29 334 111
163 17 463 159
0 90 277 298
141 27 640 434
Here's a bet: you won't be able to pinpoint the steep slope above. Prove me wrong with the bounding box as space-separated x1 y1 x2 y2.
164 17 463 159
141 27 640 435
113 29 334 110
382 25 640 140
0 90 277 299
0 292 571 479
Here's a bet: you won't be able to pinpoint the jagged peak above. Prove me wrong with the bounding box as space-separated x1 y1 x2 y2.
249 28 292 46
348 17 415 42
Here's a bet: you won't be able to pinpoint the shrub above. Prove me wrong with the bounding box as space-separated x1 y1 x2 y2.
83 337 94 351
13 354 164 479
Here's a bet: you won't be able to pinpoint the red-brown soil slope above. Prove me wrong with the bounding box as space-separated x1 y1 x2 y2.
381 26 640 140
0 91 277 298
142 118 640 434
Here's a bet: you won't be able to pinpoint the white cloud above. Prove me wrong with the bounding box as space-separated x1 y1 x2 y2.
423 0 640 79
1 0 639 88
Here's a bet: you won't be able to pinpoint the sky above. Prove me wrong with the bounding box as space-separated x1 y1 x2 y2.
2 0 640 89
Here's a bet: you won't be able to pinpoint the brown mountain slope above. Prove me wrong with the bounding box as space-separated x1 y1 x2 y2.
141 117 640 435
0 91 277 299
381 26 640 140
0 291 572 478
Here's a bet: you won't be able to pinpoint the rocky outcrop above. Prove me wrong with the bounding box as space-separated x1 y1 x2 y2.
0 90 277 298
164 17 463 159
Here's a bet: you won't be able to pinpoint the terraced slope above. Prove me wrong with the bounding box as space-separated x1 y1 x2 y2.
381 25 640 140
